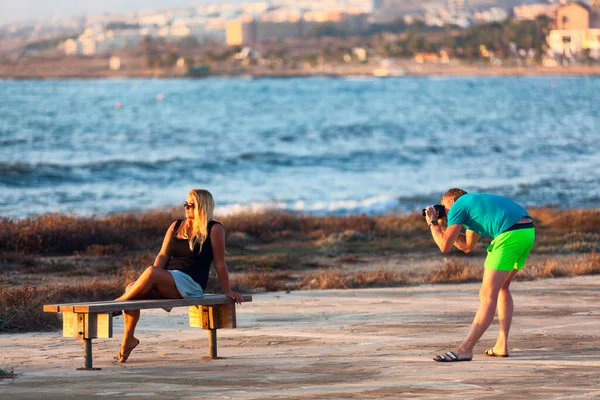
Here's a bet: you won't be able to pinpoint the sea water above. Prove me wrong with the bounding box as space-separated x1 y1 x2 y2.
0 76 598 218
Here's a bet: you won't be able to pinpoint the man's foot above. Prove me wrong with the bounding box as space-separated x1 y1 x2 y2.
433 351 472 362
484 347 509 357
117 338 140 363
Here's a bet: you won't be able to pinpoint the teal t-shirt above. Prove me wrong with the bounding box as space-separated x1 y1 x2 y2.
446 193 530 238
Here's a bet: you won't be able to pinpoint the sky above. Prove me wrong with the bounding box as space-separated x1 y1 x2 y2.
0 0 241 24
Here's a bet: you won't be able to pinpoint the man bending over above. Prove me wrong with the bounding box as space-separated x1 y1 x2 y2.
424 188 535 362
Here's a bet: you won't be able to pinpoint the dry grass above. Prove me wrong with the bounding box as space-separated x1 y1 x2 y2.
570 252 600 275
520 252 600 279
0 280 128 332
0 285 58 332
2 254 600 333
1 207 600 333
232 271 294 292
530 208 600 233
299 269 407 290
0 210 427 256
0 211 176 255
425 258 483 284
74 244 126 256
1 207 598 257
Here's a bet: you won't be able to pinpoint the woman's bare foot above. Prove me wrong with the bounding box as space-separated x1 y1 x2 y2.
117 338 140 363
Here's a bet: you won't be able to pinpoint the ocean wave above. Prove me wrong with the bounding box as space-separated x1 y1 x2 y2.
0 157 213 187
215 195 404 217
233 150 418 169
0 162 79 187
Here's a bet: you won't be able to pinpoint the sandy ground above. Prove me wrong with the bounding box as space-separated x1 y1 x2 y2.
1 275 600 399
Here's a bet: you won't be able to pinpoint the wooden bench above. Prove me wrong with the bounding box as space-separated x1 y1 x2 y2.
43 294 252 370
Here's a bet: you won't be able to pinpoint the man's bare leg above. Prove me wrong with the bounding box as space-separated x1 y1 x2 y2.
491 269 518 355
450 269 513 360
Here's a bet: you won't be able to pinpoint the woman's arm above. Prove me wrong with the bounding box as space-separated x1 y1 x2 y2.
211 224 243 304
153 221 176 269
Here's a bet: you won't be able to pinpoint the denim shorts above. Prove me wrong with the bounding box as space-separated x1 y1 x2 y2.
168 270 205 299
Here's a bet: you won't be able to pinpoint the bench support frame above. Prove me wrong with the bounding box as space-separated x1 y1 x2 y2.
189 304 236 359
44 295 250 369
55 304 238 368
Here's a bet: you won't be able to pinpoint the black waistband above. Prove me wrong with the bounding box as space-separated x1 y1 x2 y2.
503 221 534 233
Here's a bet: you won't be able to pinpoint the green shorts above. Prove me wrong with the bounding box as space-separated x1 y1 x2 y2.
484 228 535 271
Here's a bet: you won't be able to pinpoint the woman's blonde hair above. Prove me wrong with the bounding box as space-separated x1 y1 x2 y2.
186 189 215 252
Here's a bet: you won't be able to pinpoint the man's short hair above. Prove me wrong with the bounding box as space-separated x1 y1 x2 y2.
442 188 468 203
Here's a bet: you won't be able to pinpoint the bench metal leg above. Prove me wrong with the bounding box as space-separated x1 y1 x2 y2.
77 338 101 370
208 329 217 359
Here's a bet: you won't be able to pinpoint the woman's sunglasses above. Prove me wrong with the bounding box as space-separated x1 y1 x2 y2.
183 202 195 210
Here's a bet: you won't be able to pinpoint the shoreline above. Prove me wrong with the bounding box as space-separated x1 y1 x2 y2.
2 63 600 80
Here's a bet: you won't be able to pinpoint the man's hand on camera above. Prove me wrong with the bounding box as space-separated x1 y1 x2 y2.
425 206 437 226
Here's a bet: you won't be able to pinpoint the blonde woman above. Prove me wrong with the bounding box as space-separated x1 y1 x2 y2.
115 189 243 363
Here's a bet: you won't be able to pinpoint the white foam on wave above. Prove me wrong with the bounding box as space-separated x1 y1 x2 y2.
215 195 402 217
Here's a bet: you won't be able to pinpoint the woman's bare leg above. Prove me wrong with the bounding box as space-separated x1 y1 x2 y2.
116 266 181 301
116 268 182 361
119 309 141 360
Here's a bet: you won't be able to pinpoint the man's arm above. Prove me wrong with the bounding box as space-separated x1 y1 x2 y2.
452 228 481 254
429 223 462 253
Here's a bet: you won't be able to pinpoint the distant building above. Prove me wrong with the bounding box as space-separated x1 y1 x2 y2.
448 0 467 11
556 2 590 30
109 56 121 71
547 2 600 59
256 20 302 42
225 10 368 45
63 27 144 55
474 7 508 23
139 13 170 27
513 4 558 21
64 39 78 55
226 17 255 46
226 17 301 45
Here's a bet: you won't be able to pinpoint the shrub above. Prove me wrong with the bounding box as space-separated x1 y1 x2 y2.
0 281 125 332
425 258 481 284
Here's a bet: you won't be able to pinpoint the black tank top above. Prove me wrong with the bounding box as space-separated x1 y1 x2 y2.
166 219 221 290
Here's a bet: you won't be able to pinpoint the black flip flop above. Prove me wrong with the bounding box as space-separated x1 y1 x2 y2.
433 351 472 362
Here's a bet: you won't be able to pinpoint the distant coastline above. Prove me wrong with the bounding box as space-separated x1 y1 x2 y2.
2 60 600 79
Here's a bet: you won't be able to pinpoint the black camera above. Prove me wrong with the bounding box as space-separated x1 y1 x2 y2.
422 204 446 219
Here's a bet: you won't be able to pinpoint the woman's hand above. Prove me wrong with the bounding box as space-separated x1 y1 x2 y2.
225 291 243 304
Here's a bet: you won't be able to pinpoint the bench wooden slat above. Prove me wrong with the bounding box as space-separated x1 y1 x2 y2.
43 300 129 313
44 294 252 313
